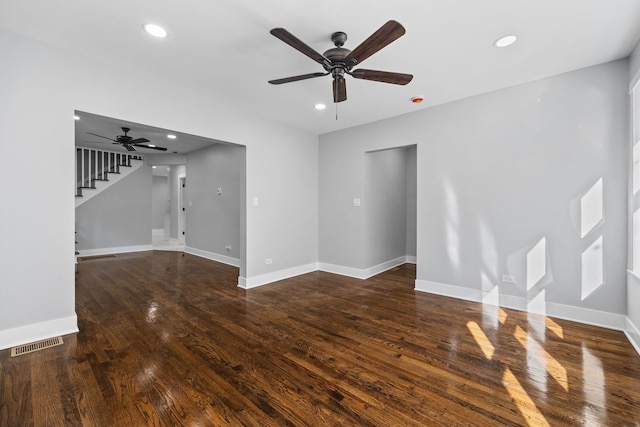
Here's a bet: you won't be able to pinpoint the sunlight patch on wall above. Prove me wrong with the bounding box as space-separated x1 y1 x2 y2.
444 180 461 270
581 236 604 300
526 237 547 291
580 178 603 238
502 367 551 427
527 289 546 316
479 218 498 283
482 273 499 302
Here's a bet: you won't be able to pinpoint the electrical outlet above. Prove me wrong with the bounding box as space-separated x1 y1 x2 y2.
265 258 272 265
502 274 516 284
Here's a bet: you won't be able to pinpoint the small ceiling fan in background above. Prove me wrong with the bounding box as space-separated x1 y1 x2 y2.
86 127 167 152
268 20 413 103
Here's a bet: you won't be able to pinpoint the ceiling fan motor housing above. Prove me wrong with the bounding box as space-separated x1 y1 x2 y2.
323 32 352 73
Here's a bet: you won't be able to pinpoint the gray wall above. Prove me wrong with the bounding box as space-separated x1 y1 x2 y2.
152 175 169 230
320 59 629 316
76 166 152 250
186 144 243 259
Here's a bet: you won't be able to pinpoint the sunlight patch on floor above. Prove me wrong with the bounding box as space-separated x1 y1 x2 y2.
514 325 568 392
467 321 494 360
502 367 550 427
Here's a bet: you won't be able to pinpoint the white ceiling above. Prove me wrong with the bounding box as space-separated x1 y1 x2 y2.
74 111 219 155
2 0 640 135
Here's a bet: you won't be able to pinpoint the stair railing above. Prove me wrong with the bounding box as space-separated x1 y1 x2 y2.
75 147 143 197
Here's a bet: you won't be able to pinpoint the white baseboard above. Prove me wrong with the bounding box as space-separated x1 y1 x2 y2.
626 270 640 356
405 256 417 264
319 256 410 280
625 317 640 356
415 279 627 333
239 263 319 289
78 244 153 257
0 315 78 351
318 262 369 279
184 246 240 268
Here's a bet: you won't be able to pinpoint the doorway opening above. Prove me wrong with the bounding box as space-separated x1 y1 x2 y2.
363 144 417 279
74 110 247 281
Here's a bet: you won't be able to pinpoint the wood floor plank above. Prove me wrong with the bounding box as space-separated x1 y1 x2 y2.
1 251 640 426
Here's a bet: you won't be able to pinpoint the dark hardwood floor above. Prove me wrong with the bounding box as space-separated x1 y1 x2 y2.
1 251 640 426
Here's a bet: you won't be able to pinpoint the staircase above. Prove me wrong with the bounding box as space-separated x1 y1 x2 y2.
75 147 144 207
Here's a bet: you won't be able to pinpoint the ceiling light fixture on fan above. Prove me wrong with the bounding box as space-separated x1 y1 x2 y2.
86 127 168 152
268 20 413 103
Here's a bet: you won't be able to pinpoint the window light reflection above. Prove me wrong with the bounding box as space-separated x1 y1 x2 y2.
502 367 551 427
467 321 495 360
514 325 568 392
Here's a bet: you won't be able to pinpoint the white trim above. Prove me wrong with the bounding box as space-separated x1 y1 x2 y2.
77 244 153 257
184 246 240 268
319 256 410 280
239 263 319 289
545 302 626 330
405 256 417 264
625 317 640 356
627 270 640 356
318 262 369 279
0 315 78 351
415 279 627 332
152 228 164 237
630 67 640 94
415 280 485 303
628 268 640 282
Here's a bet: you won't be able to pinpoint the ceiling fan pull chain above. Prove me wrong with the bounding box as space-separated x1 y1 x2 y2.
335 102 339 121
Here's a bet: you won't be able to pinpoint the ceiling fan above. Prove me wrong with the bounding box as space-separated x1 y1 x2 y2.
86 127 167 152
268 20 413 103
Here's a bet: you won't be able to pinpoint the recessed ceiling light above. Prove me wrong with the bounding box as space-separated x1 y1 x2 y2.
167 134 177 139
152 165 157 169
143 24 168 38
73 115 80 120
493 35 518 48
314 103 327 110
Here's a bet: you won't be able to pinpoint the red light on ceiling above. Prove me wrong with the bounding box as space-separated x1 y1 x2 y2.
411 96 424 104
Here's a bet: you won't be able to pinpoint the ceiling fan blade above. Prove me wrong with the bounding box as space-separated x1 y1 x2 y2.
269 72 328 85
133 144 168 151
123 145 137 152
86 132 117 142
333 78 347 103
351 69 413 85
270 28 330 66
130 137 150 144
344 20 406 67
